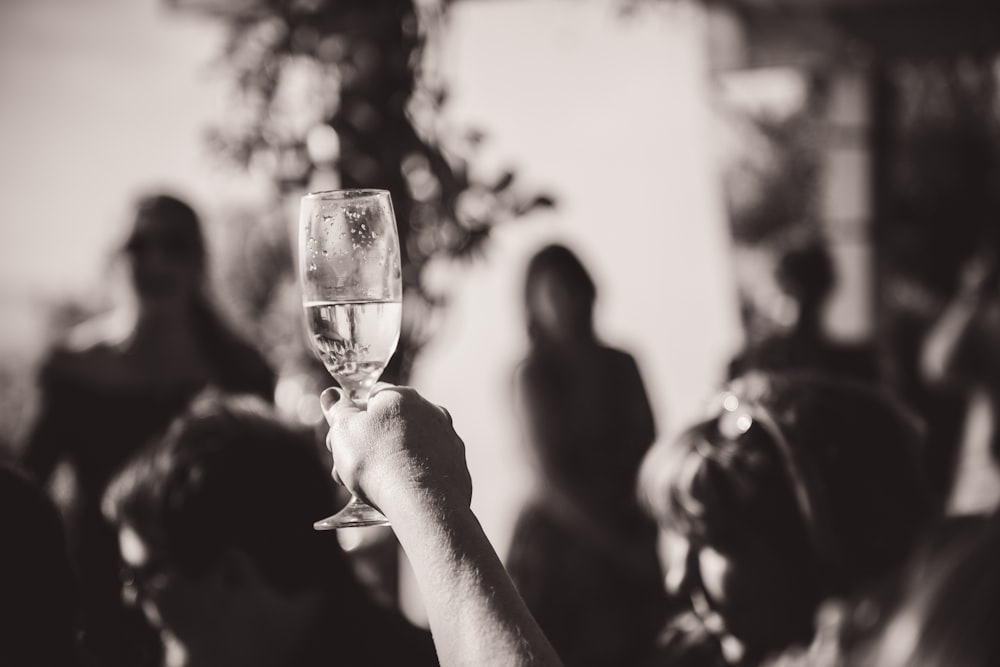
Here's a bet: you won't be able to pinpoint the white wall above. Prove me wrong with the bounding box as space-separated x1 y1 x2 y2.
411 0 741 560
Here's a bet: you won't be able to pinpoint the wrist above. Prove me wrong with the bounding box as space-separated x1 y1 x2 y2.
379 483 472 530
363 452 472 526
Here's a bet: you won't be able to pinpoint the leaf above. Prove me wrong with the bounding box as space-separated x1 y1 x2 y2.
464 128 486 147
492 170 515 193
514 194 557 216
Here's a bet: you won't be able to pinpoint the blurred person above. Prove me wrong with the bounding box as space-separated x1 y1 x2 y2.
318 378 931 665
879 274 968 514
21 193 276 665
0 463 85 666
102 392 437 667
853 509 1000 666
921 250 1000 513
507 243 668 665
729 239 879 384
636 372 933 666
759 513 993 667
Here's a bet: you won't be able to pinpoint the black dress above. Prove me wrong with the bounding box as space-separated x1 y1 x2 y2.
508 343 669 667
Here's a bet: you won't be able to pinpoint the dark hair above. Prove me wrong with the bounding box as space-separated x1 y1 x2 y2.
125 194 206 266
0 464 80 665
775 240 834 310
524 243 597 344
125 193 275 399
102 393 352 595
639 372 932 598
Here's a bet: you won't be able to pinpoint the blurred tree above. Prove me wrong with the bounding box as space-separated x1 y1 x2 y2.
179 0 556 608
875 57 1000 396
720 86 823 247
198 0 554 383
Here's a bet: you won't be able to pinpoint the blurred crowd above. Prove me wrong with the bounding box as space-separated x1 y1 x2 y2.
2 187 998 667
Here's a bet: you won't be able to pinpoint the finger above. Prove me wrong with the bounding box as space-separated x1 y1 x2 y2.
368 381 399 399
331 465 344 487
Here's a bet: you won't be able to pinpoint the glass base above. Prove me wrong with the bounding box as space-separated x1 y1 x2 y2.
313 495 390 530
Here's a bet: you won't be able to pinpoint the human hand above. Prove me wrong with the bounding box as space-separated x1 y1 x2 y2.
959 252 998 300
321 383 472 519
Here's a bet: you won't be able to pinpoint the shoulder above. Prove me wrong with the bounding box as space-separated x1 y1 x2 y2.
596 345 646 379
62 309 132 351
39 307 142 386
517 352 556 385
40 339 124 387
40 309 129 370
595 344 638 365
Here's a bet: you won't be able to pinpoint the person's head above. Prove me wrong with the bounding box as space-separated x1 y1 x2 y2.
102 393 361 666
638 372 932 661
524 243 597 345
0 464 79 666
123 194 206 312
775 239 835 320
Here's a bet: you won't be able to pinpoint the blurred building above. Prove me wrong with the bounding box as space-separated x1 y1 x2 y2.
708 0 1000 347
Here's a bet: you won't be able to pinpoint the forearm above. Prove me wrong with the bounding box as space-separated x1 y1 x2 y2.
388 494 562 667
322 384 561 665
921 298 981 386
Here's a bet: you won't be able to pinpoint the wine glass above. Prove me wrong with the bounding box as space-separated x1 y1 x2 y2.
299 189 402 530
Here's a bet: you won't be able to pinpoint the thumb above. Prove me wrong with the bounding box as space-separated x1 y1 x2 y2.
320 387 361 425
320 387 341 414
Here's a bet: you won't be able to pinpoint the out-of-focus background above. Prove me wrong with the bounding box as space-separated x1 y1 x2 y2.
5 0 1000 636
1 0 741 554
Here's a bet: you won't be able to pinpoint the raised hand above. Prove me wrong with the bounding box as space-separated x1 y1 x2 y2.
321 383 472 518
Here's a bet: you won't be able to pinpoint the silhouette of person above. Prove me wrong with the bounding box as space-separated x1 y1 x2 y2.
761 513 993 667
102 392 437 667
21 193 275 666
0 463 86 667
729 240 879 384
506 244 668 666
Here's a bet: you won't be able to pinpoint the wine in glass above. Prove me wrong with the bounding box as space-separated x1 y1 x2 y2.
299 189 402 530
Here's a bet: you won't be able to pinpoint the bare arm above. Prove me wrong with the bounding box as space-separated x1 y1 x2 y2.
322 385 562 667
921 259 996 388
921 294 979 387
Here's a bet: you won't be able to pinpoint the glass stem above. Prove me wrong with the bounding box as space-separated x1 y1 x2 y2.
345 386 369 410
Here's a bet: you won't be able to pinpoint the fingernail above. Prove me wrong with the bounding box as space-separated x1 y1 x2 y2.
320 387 342 413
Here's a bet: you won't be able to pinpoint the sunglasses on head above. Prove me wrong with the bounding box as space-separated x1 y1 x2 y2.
700 383 842 578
